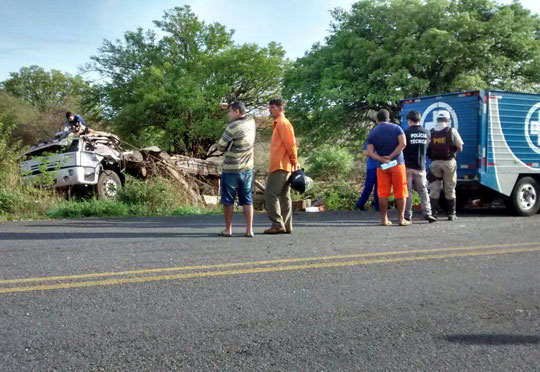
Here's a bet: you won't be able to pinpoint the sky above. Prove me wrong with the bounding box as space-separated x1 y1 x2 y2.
1 0 539 82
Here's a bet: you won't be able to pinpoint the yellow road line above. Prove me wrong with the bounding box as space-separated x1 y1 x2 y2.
1 241 539 285
1 246 538 294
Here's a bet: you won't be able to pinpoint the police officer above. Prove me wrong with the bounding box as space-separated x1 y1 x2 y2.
427 110 464 221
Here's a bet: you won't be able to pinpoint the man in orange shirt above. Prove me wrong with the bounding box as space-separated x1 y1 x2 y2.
264 99 299 234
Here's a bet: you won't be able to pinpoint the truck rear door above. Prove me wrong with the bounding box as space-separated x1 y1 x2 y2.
400 92 481 179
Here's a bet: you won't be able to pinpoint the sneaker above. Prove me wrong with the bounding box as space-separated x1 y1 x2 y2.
425 215 437 223
448 214 458 221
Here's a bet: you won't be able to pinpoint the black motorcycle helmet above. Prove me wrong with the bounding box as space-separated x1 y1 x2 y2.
289 168 313 194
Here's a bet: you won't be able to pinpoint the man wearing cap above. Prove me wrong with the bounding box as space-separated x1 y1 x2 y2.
216 101 256 237
427 110 464 221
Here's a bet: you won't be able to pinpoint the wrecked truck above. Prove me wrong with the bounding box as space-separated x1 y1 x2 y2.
20 132 143 199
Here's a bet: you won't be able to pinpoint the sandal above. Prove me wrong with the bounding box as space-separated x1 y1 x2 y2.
381 221 393 226
245 233 254 238
398 220 411 226
218 231 232 237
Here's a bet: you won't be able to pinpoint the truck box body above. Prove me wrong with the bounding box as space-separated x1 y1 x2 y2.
399 91 540 214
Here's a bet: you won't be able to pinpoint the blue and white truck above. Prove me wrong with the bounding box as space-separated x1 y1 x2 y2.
400 91 540 216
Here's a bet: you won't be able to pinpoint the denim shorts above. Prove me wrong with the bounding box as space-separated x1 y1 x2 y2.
220 169 254 206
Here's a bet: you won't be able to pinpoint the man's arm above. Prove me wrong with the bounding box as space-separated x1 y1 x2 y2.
367 144 389 164
382 134 406 161
217 126 233 152
276 121 299 167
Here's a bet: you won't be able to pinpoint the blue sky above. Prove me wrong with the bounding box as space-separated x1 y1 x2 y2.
1 0 539 82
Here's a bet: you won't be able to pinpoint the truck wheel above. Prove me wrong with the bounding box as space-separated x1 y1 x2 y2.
507 177 540 216
97 170 121 199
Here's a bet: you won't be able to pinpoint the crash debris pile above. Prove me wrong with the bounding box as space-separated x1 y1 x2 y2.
68 132 221 204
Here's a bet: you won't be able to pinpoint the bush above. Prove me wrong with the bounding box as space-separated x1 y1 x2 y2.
303 181 359 211
305 145 354 180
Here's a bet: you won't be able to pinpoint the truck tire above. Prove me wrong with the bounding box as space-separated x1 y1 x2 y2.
507 177 540 216
97 170 121 199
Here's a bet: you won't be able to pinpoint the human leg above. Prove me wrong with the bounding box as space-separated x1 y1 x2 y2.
379 198 390 225
243 205 254 236
429 161 444 217
264 170 289 233
220 172 239 236
390 165 409 225
237 170 255 236
442 159 458 220
376 168 392 225
416 170 435 222
279 177 292 232
404 168 415 220
222 205 234 235
357 168 377 210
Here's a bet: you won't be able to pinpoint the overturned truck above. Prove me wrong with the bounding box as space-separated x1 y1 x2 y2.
20 132 221 201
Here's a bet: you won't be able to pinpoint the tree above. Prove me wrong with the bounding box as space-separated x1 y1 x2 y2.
85 6 287 156
2 65 88 111
1 66 99 145
283 0 540 146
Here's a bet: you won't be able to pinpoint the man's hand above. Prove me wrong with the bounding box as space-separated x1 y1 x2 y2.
290 158 300 170
379 156 391 164
219 102 229 110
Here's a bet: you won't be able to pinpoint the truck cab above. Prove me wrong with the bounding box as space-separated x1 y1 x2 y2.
21 133 126 199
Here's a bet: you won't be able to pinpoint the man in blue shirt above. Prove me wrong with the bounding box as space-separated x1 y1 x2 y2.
65 111 88 135
356 142 379 211
367 109 410 226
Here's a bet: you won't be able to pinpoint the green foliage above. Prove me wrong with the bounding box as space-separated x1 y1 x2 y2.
2 65 88 111
46 199 133 219
85 6 288 156
305 145 354 180
284 0 540 145
305 182 359 211
1 66 97 146
46 178 218 219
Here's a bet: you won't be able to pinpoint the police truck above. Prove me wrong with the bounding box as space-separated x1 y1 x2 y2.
400 91 540 216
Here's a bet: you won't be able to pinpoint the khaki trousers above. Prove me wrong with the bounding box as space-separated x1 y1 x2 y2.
265 170 292 231
429 159 457 199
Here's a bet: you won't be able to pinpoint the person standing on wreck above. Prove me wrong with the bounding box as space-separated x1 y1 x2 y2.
216 101 256 237
264 99 299 234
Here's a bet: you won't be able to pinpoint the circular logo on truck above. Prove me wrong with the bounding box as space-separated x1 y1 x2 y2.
525 102 540 155
419 102 459 131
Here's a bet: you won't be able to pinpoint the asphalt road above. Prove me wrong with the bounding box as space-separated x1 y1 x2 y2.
1 209 539 371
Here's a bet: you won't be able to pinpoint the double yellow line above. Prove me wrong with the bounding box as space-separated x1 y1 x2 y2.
1 242 539 294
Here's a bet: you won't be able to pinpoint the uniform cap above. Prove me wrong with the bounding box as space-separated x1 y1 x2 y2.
436 110 451 120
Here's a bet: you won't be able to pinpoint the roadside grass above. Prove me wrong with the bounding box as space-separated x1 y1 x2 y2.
45 178 221 219
45 199 220 219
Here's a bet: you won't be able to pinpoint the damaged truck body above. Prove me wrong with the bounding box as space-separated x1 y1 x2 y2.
20 133 140 199
20 132 222 201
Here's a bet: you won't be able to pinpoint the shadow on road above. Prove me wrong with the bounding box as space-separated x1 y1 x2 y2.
442 334 540 345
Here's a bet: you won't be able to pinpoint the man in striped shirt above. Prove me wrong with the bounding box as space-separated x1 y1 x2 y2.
217 101 257 237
